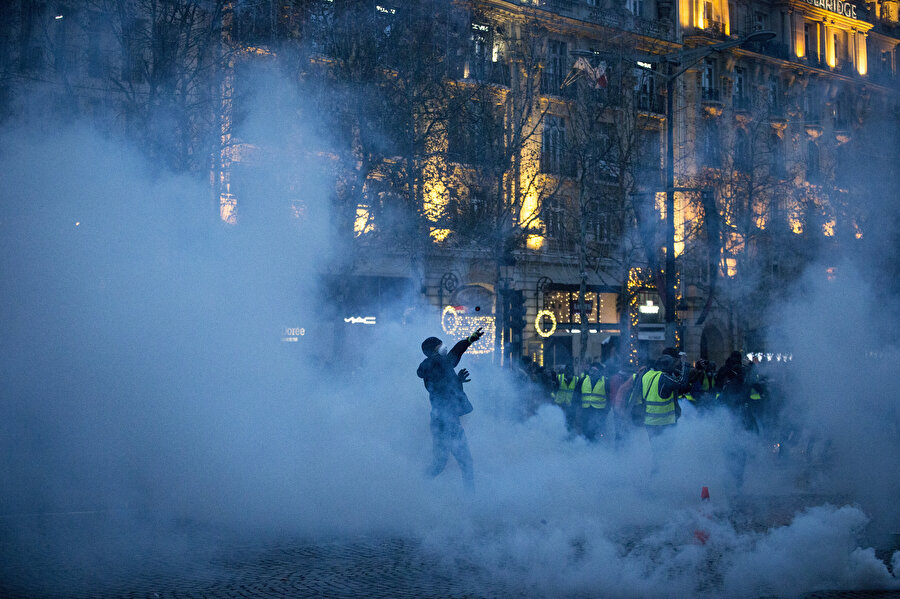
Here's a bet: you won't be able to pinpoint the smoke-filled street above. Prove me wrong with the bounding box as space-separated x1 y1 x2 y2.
1 501 897 599
2 1 900 598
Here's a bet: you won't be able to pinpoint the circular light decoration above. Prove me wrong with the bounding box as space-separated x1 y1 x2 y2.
534 309 557 338
441 305 460 334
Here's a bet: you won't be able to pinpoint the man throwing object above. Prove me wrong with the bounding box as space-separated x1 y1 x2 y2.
417 327 484 491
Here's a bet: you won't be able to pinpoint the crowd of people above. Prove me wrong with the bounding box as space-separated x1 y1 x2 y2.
518 348 783 447
418 327 794 490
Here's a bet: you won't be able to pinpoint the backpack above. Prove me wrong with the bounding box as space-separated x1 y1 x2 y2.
626 367 651 425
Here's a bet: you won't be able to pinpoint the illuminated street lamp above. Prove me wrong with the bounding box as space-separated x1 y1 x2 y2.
650 30 776 346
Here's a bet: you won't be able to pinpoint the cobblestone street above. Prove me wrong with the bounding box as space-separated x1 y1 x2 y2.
0 514 509 599
1 512 898 599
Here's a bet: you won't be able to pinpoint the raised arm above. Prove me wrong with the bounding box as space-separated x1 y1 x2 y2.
448 328 484 367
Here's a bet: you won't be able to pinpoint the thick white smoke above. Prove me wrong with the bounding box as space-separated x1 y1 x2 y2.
1 82 898 598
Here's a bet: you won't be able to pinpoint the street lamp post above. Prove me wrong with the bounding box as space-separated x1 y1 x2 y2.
655 30 776 347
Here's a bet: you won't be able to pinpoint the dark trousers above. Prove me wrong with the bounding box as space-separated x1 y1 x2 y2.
581 407 610 442
427 413 474 491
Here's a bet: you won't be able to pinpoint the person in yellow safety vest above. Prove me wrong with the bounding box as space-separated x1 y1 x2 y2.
554 364 579 433
637 351 691 471
683 360 715 409
580 362 610 442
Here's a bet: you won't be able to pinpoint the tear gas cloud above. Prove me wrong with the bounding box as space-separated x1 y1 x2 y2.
1 70 898 598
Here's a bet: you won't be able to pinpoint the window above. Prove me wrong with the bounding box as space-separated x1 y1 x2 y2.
543 199 564 239
734 129 750 171
448 99 500 165
804 23 813 60
833 31 845 67
627 0 645 17
732 67 747 109
462 21 507 85
807 141 821 183
701 59 719 101
766 76 781 111
770 131 785 177
701 120 721 167
542 115 572 176
542 39 568 95
639 129 661 172
634 66 659 111
754 11 767 31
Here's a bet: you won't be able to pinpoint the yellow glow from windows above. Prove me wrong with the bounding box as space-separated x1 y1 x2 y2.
726 257 737 277
355 205 374 237
680 0 692 29
656 191 688 257
430 228 451 242
857 37 867 75
823 219 836 237
790 216 804 234
520 147 544 251
527 235 544 250
826 32 836 67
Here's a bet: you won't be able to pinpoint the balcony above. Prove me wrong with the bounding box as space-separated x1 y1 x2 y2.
635 91 665 114
522 0 674 40
541 73 576 98
744 39 790 61
541 152 577 178
451 58 511 87
701 87 724 116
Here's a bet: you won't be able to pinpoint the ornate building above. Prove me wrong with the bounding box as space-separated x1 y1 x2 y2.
3 0 897 368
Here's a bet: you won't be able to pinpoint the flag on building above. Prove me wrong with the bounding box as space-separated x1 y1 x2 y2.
573 57 608 89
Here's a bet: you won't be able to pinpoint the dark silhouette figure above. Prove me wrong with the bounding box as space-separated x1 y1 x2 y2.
416 328 483 491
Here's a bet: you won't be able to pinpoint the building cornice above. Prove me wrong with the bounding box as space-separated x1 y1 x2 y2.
788 0 875 31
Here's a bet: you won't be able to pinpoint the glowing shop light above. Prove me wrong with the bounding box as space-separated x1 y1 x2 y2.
344 316 376 325
534 309 557 338
441 305 495 354
639 300 660 314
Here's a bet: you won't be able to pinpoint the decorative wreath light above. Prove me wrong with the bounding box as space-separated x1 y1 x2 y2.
534 309 557 338
441 305 460 334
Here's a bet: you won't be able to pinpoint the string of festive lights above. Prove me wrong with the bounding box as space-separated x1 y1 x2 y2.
441 305 496 354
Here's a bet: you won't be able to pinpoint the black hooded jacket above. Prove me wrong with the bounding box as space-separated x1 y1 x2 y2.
416 338 472 417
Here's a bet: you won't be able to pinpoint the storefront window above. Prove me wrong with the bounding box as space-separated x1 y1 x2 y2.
543 289 618 324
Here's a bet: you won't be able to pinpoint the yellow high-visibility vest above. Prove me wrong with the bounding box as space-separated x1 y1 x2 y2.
581 375 609 409
642 369 676 426
555 374 577 406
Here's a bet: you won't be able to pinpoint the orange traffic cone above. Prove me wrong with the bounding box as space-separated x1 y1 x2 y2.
701 486 710 501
